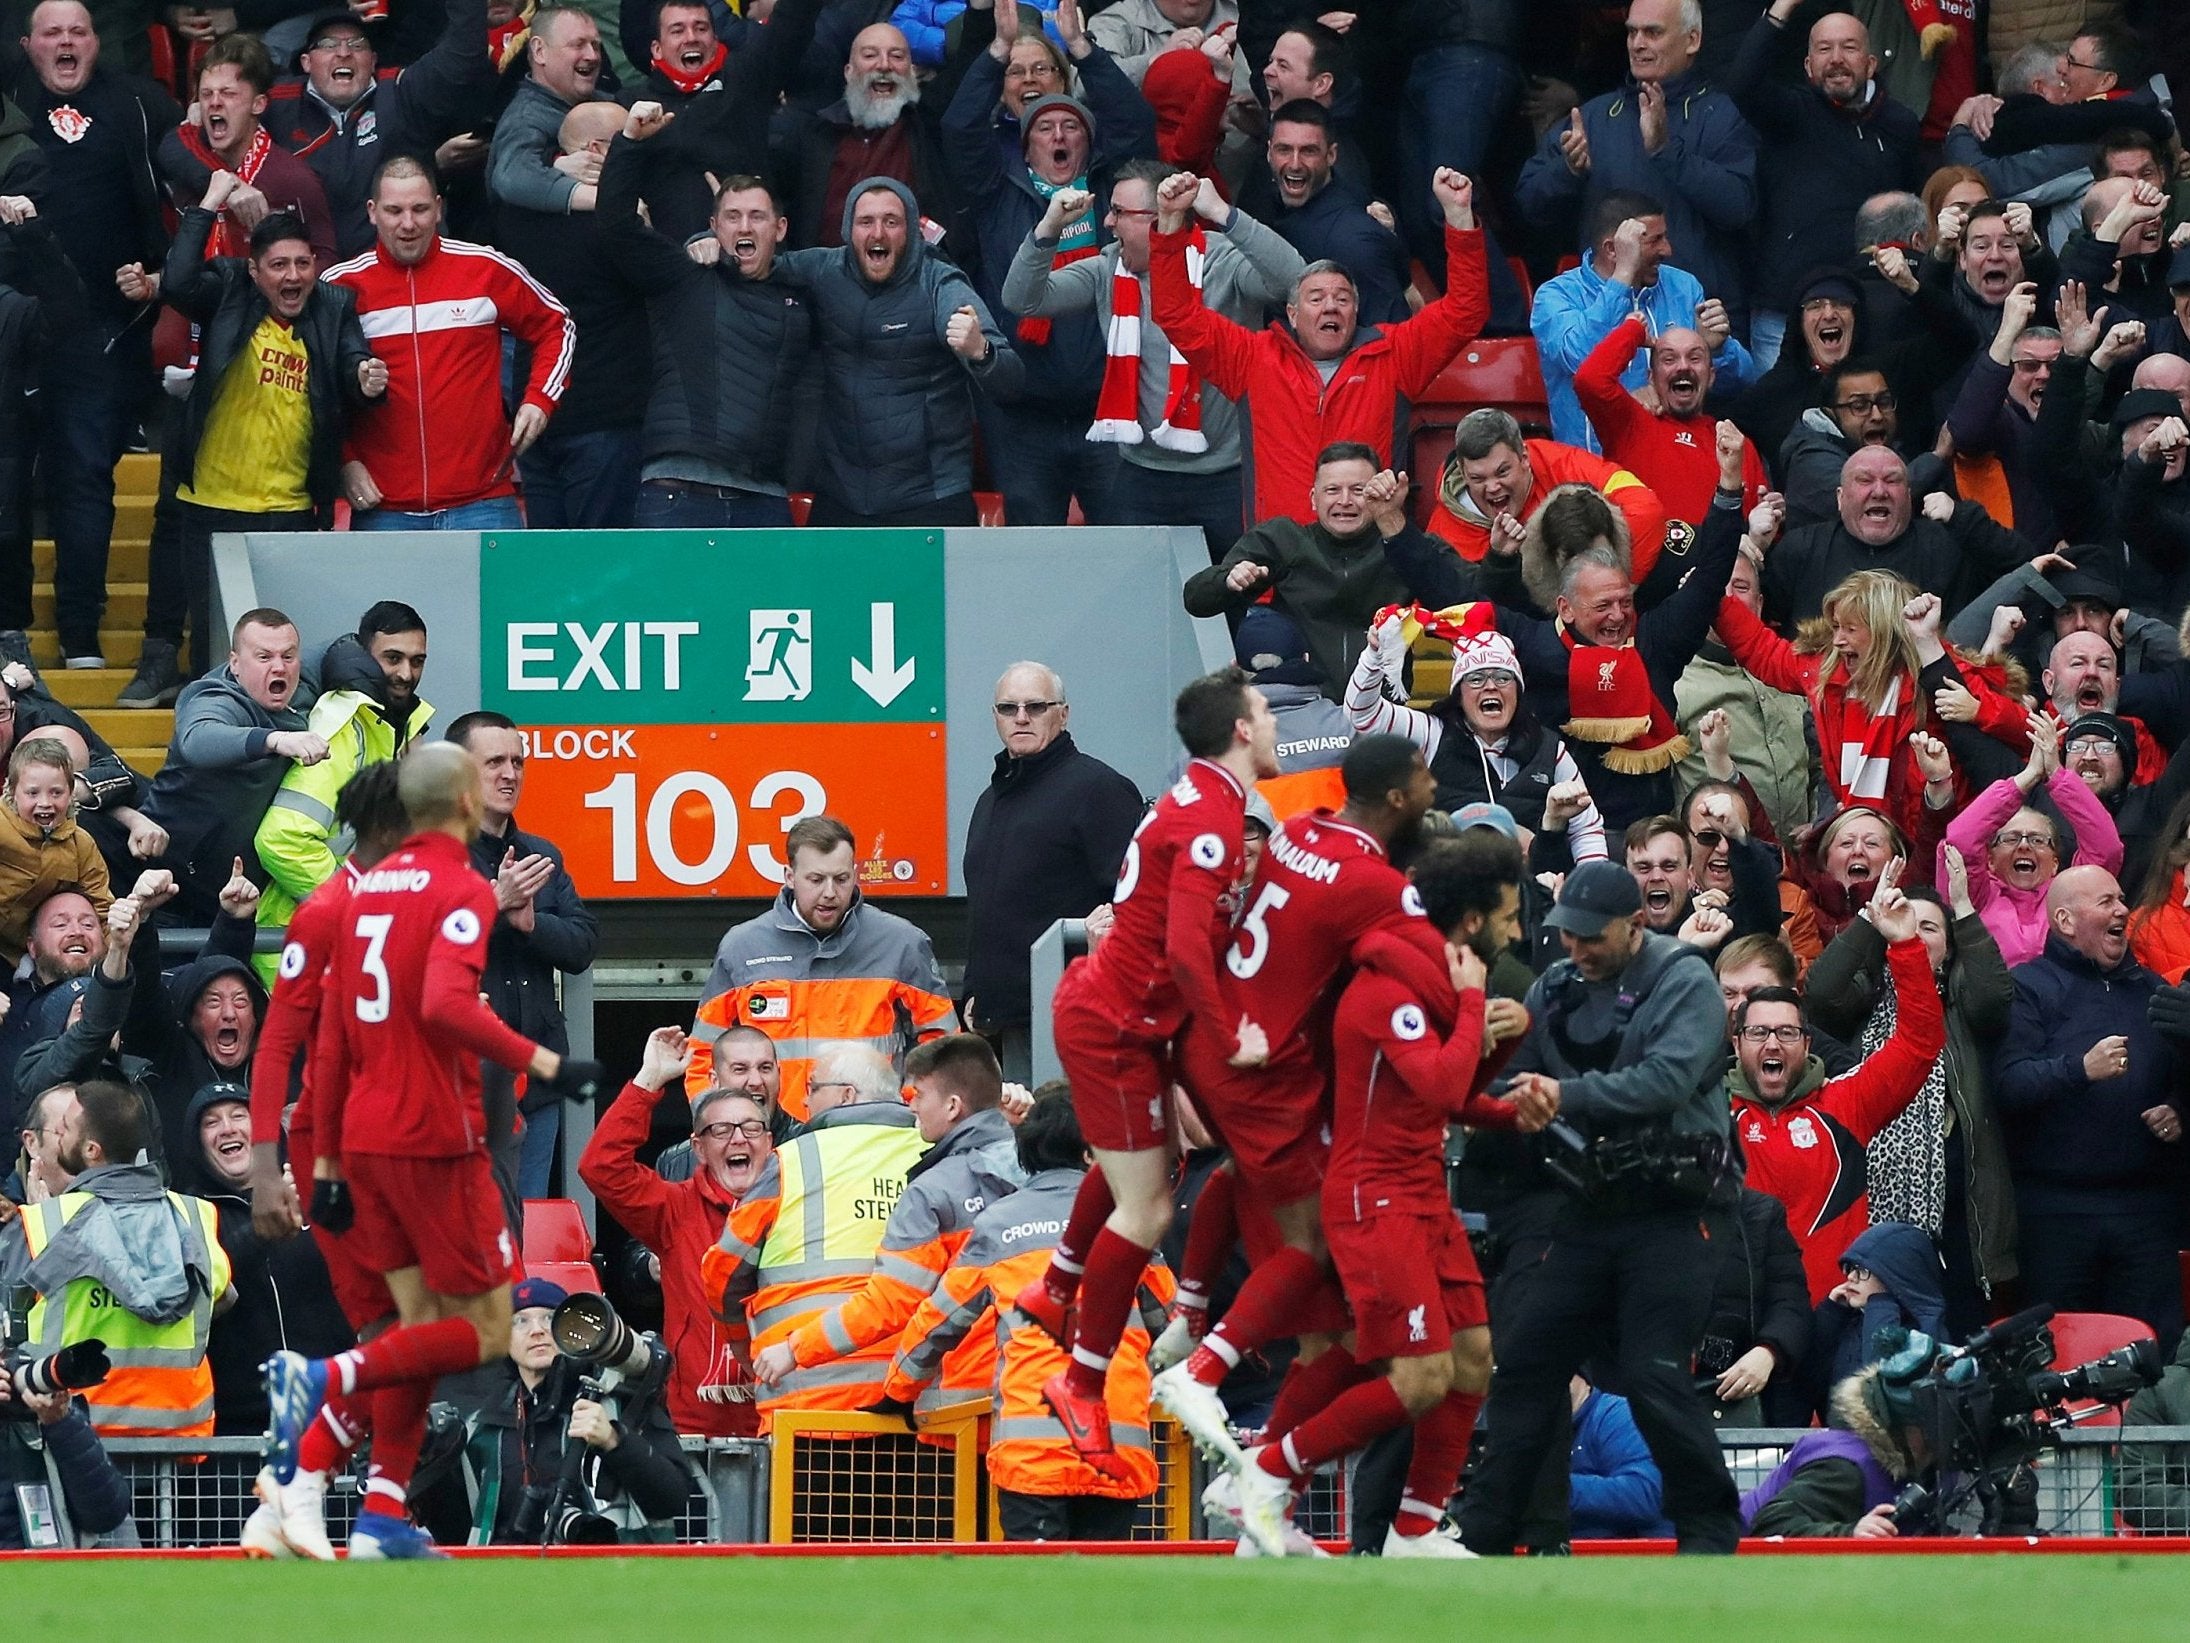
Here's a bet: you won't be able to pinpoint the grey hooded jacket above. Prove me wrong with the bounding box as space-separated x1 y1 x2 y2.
776 177 1024 515
1 1162 218 1327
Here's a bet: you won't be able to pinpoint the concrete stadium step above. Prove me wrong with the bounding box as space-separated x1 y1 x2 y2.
40 669 136 707
79 706 174 745
34 585 147 628
33 632 146 668
35 539 152 582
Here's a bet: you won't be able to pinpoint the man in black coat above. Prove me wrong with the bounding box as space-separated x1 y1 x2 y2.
159 179 382 672
446 710 598 1200
961 661 1143 1079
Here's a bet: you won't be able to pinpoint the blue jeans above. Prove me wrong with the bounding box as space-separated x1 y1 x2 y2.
1748 309 1788 375
517 1100 560 1200
1398 43 1530 334
632 480 796 530
974 399 1123 526
1108 462 1246 563
517 427 642 529
39 330 149 651
354 496 526 531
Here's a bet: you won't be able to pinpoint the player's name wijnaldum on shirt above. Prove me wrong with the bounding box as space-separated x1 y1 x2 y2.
1065 757 1245 1039
248 861 357 1151
1327 934 1521 1220
313 829 538 1158
1214 810 1446 1091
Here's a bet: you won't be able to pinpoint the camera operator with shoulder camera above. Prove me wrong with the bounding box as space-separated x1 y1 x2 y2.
1459 860 1744 1555
0 1318 131 1549
1743 1338 1938 1539
413 1278 691 1547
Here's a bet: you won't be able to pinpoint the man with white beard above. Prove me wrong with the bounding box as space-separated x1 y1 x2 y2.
783 22 959 251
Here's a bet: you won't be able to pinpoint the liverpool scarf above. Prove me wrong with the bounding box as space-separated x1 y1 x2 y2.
655 38 728 94
1828 672 1903 802
1089 225 1207 452
1558 627 1689 775
175 120 273 260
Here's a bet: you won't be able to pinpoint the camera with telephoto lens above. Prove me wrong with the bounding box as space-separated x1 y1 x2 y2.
1882 1306 2161 1535
0 1340 109 1421
508 1294 673 1547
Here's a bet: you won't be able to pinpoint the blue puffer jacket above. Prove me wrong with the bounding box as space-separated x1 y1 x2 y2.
891 0 1062 65
776 178 1026 514
939 43 1156 414
1995 934 2186 1214
1569 1387 1675 1539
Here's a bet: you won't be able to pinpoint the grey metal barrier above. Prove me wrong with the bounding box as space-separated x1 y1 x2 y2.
89 1428 2190 1547
1026 917 1088 1088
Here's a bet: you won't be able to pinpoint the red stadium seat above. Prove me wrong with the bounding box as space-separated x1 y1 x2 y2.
789 492 813 526
2044 1311 2156 1428
975 491 1007 527
528 1260 603 1295
1406 336 1552 520
522 1198 592 1265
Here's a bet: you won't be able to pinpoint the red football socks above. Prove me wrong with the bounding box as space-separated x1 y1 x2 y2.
1395 1390 1484 1536
1263 1345 1373 1446
1175 1167 1238 1315
1257 1377 1409 1480
1049 1170 1117 1299
331 1317 482 1396
1186 1244 1324 1386
359 1382 434 1520
295 1393 370 1479
1064 1226 1154 1396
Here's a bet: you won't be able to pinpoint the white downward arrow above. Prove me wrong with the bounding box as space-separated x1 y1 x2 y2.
850 602 916 706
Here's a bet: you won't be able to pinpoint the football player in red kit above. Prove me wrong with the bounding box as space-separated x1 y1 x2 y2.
261 742 605 1560
1150 735 1444 1481
240 763 411 1560
1229 830 1550 1556
1016 667 1280 1474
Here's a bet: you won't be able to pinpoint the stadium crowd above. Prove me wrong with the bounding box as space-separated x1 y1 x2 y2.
3 0 2190 1557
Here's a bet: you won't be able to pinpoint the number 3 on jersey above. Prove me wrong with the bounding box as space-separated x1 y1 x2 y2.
354 913 394 1023
1227 883 1291 980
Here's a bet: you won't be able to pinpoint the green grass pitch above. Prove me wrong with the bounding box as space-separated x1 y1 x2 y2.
23 1553 2190 1642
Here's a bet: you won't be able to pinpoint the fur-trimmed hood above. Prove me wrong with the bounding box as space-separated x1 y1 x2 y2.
1521 482 1633 612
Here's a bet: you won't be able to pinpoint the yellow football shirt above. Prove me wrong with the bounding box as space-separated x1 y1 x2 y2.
179 313 313 514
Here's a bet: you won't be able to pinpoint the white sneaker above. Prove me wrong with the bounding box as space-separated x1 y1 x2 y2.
1206 1468 1330 1557
1382 1521 1479 1559
1147 1311 1204 1375
1150 1362 1244 1468
1230 1459 1298 1558
242 1466 336 1561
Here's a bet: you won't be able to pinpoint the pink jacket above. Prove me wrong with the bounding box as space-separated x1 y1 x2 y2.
1940 769 2122 967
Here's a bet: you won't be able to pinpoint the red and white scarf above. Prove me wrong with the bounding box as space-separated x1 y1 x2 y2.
175 120 273 260
1089 225 1206 452
1826 672 1904 802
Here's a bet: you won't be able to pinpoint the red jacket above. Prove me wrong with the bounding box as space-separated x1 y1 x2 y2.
1425 435 1668 584
578 1079 756 1438
1152 222 1488 529
1729 938 1946 1301
1574 315 1768 525
324 234 573 511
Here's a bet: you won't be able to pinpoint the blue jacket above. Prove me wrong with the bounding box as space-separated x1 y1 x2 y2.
892 0 1062 66
1569 1388 1674 1539
1804 1220 1951 1414
1995 934 2185 1213
1530 257 1753 451
1514 69 1758 320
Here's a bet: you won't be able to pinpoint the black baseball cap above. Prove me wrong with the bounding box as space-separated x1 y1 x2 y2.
1543 859 1643 938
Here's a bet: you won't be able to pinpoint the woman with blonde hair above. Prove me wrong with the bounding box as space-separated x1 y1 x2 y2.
1713 563 1948 849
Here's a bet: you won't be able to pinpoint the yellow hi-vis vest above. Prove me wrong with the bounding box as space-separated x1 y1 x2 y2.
21 1190 229 1437
748 1112 927 1422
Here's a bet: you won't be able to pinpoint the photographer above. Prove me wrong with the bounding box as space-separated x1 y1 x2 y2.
413 1278 690 1548
0 1352 131 1549
1741 1345 1930 1539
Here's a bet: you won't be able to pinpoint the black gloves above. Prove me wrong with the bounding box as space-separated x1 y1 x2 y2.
2149 983 2190 1045
310 1177 354 1234
541 1058 609 1104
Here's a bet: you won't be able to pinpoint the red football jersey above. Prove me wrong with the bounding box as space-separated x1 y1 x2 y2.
314 829 538 1159
250 863 356 1149
1069 757 1244 1039
1222 811 1444 1097
1325 946 1517 1219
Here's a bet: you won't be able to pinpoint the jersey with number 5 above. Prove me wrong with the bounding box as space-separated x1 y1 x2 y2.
1224 811 1443 1083
313 829 540 1160
1071 758 1245 1039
